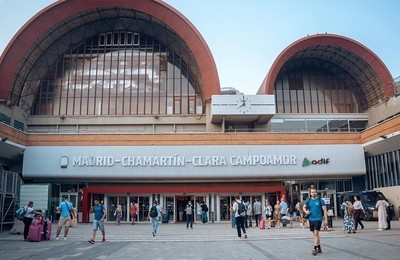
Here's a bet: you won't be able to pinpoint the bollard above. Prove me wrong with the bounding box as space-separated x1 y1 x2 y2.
211 211 214 223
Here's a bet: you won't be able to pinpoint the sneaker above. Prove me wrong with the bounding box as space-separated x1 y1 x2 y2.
244 234 247 239
101 238 106 243
317 248 322 254
377 228 383 231
63 237 67 240
152 232 155 237
88 239 95 244
311 249 318 256
55 237 59 240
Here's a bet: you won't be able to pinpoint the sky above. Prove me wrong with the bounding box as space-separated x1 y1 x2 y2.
0 0 399 94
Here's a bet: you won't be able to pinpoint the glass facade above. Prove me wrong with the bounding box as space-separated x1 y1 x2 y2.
366 149 400 190
274 67 360 114
31 31 202 116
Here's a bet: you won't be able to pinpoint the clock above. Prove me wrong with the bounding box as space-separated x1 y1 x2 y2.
236 95 252 114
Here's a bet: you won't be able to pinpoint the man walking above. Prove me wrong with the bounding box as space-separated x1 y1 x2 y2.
185 201 194 229
200 201 208 224
88 198 106 244
253 198 262 227
233 196 247 239
148 200 161 236
303 187 328 255
55 195 73 240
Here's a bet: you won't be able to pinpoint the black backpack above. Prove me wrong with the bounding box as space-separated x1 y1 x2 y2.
237 201 246 217
149 205 158 218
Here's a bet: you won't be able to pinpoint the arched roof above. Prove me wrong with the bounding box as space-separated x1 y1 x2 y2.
0 0 220 107
258 34 394 110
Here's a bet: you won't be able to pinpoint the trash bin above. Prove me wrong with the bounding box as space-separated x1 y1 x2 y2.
162 213 169 223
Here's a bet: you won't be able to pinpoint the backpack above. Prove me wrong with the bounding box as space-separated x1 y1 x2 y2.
347 203 355 215
149 205 158 218
16 207 25 221
237 201 246 217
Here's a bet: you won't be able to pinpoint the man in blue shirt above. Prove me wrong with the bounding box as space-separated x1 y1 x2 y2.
303 187 328 255
89 198 106 244
55 195 73 240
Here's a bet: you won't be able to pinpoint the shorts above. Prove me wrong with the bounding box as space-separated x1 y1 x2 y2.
93 219 105 232
58 216 71 228
265 214 272 219
309 220 322 232
130 214 137 220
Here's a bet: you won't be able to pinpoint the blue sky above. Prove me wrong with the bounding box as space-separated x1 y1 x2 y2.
1 0 399 94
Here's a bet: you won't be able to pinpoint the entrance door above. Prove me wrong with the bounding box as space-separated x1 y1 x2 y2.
164 196 175 223
219 196 232 221
107 196 127 222
175 196 193 223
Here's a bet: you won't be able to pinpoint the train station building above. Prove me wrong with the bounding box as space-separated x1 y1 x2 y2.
1 0 399 224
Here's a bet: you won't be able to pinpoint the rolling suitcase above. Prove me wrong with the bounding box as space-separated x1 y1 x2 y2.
259 219 265 229
28 223 43 242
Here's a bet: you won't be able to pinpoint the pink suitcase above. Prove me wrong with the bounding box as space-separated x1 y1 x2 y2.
28 223 43 242
259 219 265 229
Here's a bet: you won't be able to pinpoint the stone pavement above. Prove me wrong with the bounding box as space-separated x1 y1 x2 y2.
0 218 398 260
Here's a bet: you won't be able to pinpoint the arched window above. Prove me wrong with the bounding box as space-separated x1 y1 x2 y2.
31 31 202 116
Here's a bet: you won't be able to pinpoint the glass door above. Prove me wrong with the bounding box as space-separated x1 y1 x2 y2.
138 196 150 222
106 196 128 222
194 196 205 222
164 196 175 223
219 196 231 221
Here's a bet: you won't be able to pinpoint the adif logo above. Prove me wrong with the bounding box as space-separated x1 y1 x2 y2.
302 158 330 167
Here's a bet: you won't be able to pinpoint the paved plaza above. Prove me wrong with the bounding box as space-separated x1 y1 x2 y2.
0 218 398 260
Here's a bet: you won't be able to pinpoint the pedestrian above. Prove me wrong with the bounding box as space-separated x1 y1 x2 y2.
130 202 138 225
229 203 236 228
185 200 194 229
253 198 262 227
264 200 273 229
280 197 288 218
55 195 73 240
286 201 296 228
341 195 356 233
88 198 106 244
297 200 306 228
148 200 161 236
273 199 281 228
353 195 365 230
114 204 122 226
303 187 328 255
178 204 184 222
246 200 253 227
233 196 247 239
375 194 389 231
200 201 208 224
22 201 43 240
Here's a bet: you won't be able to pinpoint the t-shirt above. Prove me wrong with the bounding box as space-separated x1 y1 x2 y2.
308 197 325 221
59 200 73 218
130 204 138 214
93 204 105 221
